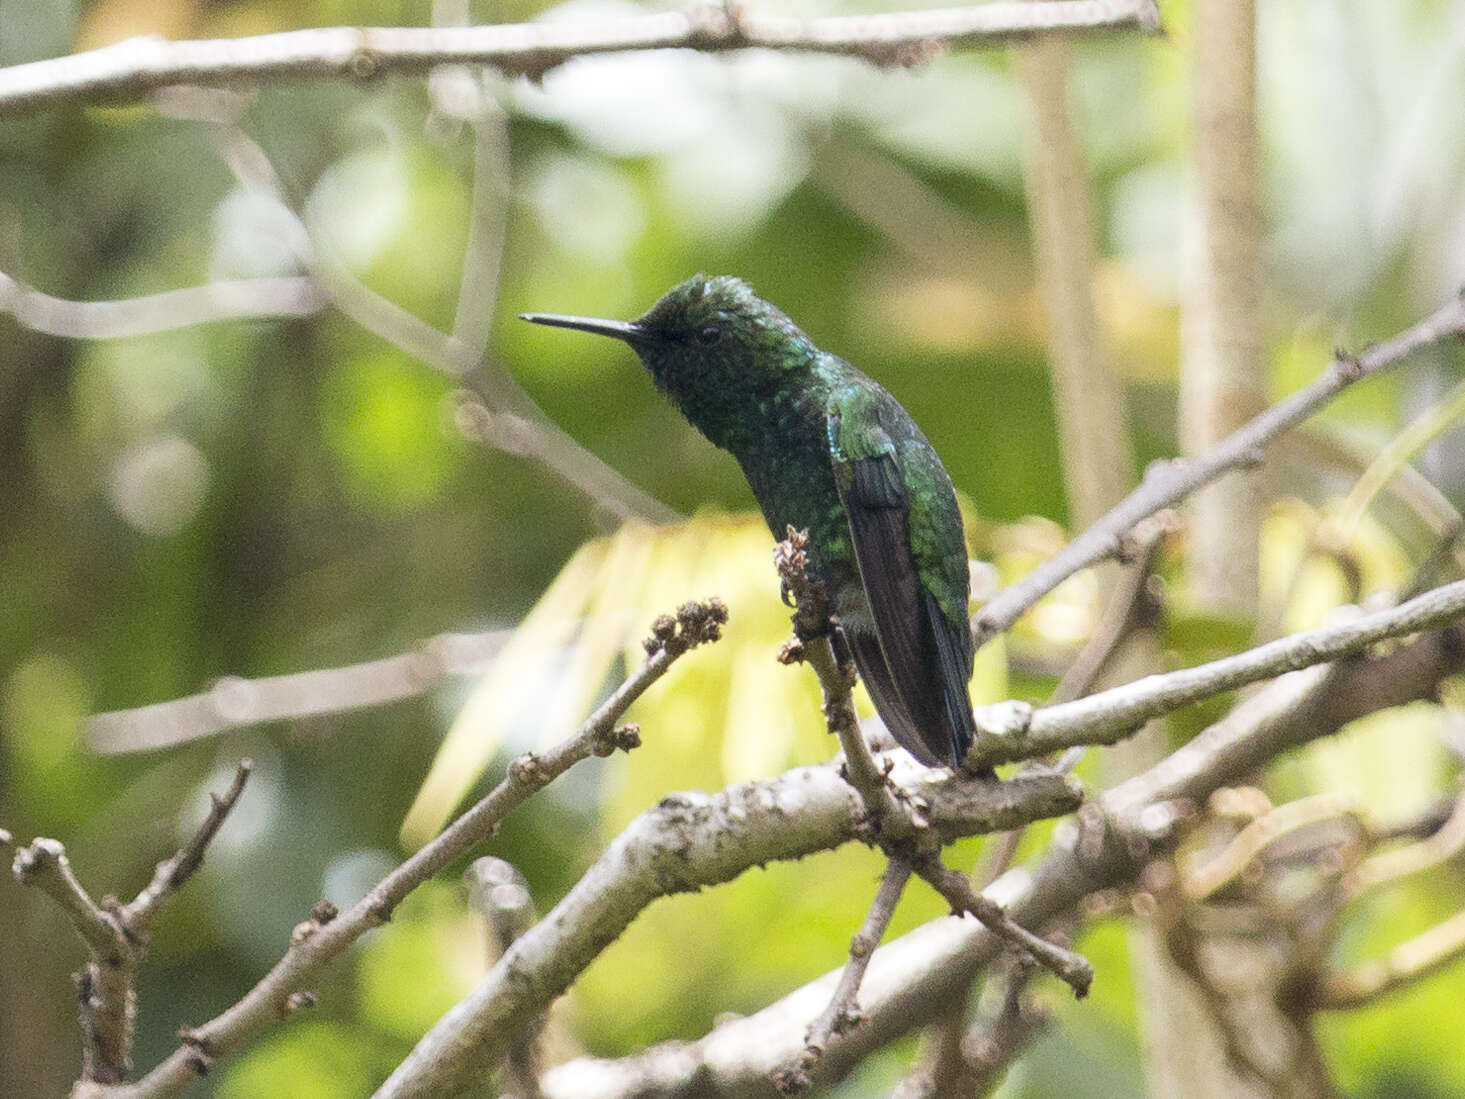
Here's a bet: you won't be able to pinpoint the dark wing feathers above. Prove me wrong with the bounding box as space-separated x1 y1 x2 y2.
845 628 933 765
834 436 974 769
924 588 977 768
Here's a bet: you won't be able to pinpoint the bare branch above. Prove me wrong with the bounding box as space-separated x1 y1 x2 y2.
302 208 680 523
974 518 1168 886
0 271 324 339
0 2 1162 117
86 628 518 754
13 839 138 1085
123 761 253 931
972 292 1465 648
772 525 1089 1024
773 527 918 837
11 839 120 963
11 764 254 1087
1344 782 1465 898
116 603 725 1099
465 857 544 1099
778 858 913 1094
1316 909 1465 1011
896 954 1052 1099
966 575 1465 769
912 852 1092 997
374 760 1080 1099
537 623 1465 1099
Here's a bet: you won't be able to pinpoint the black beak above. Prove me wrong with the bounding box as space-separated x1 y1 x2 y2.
519 313 646 343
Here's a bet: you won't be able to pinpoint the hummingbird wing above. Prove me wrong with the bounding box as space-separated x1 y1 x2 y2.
827 398 976 769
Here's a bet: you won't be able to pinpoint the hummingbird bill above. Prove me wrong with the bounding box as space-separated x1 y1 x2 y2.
523 275 978 772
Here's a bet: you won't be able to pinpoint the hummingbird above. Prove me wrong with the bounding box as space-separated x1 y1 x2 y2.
522 275 977 771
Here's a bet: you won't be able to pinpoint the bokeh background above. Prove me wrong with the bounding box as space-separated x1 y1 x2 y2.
3 0 1465 1095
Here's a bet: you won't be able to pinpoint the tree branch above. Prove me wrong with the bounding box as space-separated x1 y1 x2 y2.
0 2 1162 117
373 762 1082 1099
123 762 253 932
10 762 254 1086
86 627 519 754
966 575 1465 769
1315 908 1465 1011
465 857 544 1099
536 622 1465 1099
777 858 913 1094
111 603 726 1099
0 271 324 338
773 527 919 837
972 291 1465 648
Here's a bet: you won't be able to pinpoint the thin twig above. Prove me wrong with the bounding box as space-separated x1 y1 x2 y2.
14 839 135 1084
1315 908 1465 1011
1344 782 1465 898
974 519 1167 887
466 857 545 1099
774 528 921 838
10 839 120 961
301 202 680 523
897 952 1053 1098
124 761 254 930
374 765 1082 1099
966 574 1465 770
86 627 519 754
772 529 1095 1000
778 858 914 1094
10 763 254 1086
0 2 1163 117
116 603 725 1099
972 291 1465 649
912 852 1092 997
0 271 324 338
535 621 1465 1099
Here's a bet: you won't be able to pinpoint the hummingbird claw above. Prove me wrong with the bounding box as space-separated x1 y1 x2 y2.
780 578 795 607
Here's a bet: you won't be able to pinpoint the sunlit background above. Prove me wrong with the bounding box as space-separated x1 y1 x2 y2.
3 0 1465 1095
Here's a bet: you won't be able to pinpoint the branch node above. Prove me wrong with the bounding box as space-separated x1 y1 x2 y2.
643 614 678 653
12 835 64 882
1334 348 1365 381
311 899 340 925
613 723 642 753
347 46 382 81
509 752 546 788
290 919 319 945
286 990 318 1013
773 1066 812 1095
644 598 730 655
177 1024 214 1055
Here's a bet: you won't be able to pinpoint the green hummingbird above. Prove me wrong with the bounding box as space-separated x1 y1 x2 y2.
522 274 976 771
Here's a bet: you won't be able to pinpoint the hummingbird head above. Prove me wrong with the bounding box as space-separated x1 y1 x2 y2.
521 275 818 422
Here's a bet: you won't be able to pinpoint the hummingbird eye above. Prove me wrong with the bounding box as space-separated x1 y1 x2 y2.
696 324 724 346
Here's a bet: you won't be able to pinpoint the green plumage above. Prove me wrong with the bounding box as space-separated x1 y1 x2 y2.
522 274 976 770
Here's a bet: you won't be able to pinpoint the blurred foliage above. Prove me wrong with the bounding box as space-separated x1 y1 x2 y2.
2 0 1465 1096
